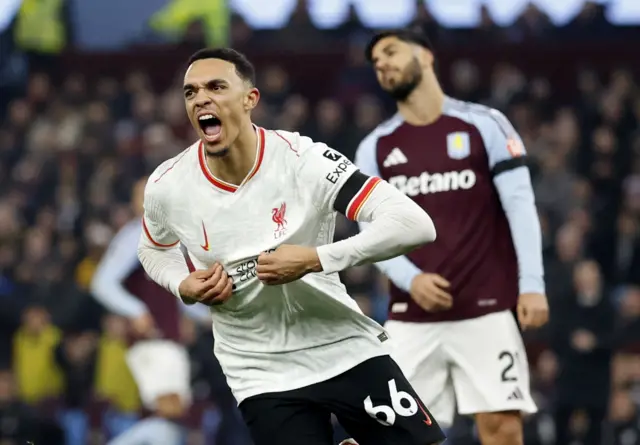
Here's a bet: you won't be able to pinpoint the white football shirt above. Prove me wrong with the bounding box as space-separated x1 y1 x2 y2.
142 126 390 403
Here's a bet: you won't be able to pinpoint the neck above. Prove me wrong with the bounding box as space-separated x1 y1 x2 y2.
206 121 257 186
397 72 446 126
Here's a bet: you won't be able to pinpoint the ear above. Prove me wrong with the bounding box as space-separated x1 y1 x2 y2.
414 46 433 69
244 87 260 111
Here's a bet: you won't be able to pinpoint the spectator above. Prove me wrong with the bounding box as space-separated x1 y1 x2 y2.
0 369 64 444
56 331 98 445
94 314 140 440
552 260 615 445
12 306 63 406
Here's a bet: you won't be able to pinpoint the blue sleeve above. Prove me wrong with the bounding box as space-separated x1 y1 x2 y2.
354 133 423 292
180 301 211 322
474 109 546 295
91 222 149 318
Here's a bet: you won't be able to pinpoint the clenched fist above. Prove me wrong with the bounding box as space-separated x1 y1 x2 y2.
517 293 549 331
178 263 234 305
409 273 453 312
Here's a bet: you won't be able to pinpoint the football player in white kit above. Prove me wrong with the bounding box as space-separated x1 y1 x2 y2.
137 48 446 445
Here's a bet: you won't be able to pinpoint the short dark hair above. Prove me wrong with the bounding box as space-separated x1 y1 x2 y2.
187 48 256 85
365 28 434 63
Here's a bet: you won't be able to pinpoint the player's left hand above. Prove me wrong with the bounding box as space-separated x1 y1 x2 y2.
257 245 322 285
517 292 549 331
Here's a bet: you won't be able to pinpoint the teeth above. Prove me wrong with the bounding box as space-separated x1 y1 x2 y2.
198 114 214 120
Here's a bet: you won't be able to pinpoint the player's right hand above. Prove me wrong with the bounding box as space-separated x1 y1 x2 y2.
178 263 234 306
131 313 157 338
409 273 453 312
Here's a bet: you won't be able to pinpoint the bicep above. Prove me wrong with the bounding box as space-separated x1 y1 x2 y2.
142 184 179 248
333 171 382 221
296 139 362 213
354 136 382 178
477 109 529 177
141 217 179 248
94 239 139 284
93 224 142 289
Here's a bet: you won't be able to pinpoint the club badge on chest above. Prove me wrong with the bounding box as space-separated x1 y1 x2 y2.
272 201 288 240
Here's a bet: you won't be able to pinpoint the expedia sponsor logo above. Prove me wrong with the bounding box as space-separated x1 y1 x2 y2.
389 169 477 196
325 158 352 184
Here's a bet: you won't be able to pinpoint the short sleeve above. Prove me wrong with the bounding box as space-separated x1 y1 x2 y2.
295 134 384 220
295 135 360 213
475 108 527 173
141 182 179 249
354 132 382 178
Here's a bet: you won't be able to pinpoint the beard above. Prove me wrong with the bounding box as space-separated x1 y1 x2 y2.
385 58 423 102
205 146 229 157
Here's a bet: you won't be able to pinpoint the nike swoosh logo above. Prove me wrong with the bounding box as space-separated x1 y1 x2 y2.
417 400 432 426
200 221 210 251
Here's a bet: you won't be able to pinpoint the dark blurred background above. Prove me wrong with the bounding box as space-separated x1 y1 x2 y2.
1 0 640 444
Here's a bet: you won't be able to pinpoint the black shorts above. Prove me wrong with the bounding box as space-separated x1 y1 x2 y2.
239 355 446 445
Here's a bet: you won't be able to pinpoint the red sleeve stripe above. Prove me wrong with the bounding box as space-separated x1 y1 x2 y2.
142 218 179 248
346 177 382 220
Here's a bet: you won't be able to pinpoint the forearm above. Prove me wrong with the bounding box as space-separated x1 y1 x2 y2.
357 221 423 291
90 278 148 318
137 238 190 299
494 169 545 294
375 256 423 292
318 180 436 273
181 302 211 322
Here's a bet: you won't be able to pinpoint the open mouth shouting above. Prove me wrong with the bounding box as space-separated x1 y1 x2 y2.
198 112 222 143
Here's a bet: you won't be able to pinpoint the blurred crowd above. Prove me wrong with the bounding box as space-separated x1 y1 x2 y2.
1 1 640 444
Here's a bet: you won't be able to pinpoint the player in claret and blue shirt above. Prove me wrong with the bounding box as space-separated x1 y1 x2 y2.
356 28 550 445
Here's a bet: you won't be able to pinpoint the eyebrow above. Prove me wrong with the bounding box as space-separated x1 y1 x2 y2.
372 43 397 64
382 42 397 53
183 79 229 91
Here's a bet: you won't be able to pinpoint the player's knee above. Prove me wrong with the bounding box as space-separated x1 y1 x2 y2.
475 411 523 445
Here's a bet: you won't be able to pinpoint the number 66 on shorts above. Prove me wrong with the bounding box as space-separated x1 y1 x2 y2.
364 379 429 427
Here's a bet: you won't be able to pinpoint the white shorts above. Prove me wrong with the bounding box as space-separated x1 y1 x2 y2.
126 340 192 410
385 310 537 427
